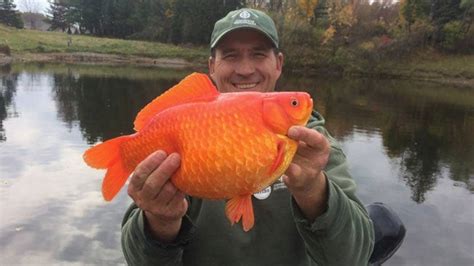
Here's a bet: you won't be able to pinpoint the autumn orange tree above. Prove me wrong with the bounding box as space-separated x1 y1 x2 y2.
322 0 357 47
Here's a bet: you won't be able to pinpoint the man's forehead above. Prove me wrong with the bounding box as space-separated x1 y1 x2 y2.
215 29 274 50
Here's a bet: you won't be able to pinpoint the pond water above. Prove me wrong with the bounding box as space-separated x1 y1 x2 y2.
1 63 473 265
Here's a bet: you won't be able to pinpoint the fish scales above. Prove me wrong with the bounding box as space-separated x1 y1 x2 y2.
83 72 313 231
170 97 280 199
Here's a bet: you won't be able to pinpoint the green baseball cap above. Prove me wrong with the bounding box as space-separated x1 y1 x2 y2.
210 8 279 49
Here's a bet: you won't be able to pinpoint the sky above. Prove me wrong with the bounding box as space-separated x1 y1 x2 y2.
14 0 50 14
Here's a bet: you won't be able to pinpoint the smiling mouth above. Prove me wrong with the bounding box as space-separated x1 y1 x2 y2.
233 83 258 90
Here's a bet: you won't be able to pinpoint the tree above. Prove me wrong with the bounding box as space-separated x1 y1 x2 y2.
430 0 463 43
0 0 24 28
46 0 69 32
460 0 474 33
170 0 243 45
297 0 319 21
399 0 430 32
322 0 357 49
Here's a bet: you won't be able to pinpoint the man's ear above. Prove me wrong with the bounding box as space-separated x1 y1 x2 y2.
276 52 284 72
273 52 284 81
208 56 215 75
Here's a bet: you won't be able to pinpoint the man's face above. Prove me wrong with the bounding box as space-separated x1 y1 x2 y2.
209 29 283 93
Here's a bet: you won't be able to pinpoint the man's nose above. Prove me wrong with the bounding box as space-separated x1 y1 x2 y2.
235 57 255 76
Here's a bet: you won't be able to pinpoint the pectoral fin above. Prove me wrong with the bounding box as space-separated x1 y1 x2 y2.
268 140 285 175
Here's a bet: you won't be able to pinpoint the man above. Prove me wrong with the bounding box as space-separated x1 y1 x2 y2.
121 8 375 265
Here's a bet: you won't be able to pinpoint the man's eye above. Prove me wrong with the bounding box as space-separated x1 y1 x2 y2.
223 54 236 59
254 53 266 58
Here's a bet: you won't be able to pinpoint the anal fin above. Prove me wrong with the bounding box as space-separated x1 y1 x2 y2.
225 195 255 232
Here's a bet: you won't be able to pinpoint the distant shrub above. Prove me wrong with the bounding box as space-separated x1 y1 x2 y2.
358 41 375 51
441 21 465 51
408 20 434 47
0 44 11 55
35 45 46 53
330 48 361 73
276 12 331 71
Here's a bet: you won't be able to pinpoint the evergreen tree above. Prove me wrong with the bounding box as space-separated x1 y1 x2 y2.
0 0 24 28
430 0 463 42
125 0 168 40
111 0 137 37
47 0 69 32
171 0 243 45
399 0 430 32
460 0 473 33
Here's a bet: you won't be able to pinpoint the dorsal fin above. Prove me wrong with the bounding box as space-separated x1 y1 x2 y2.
133 72 218 131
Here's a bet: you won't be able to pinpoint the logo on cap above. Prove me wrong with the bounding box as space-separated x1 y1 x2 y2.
239 11 251 19
232 10 258 26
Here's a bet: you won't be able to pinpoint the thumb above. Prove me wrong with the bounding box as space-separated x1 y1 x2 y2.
283 163 302 187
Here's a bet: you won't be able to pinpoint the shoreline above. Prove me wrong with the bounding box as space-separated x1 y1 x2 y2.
1 52 203 69
2 52 473 88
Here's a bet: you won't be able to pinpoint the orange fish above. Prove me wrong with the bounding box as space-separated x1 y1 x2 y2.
83 73 313 231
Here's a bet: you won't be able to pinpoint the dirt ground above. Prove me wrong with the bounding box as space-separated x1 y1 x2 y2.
1 52 199 69
0 54 12 65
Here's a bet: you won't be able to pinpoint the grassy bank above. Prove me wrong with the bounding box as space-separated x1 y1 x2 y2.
358 51 474 87
1 25 473 86
0 25 208 64
281 49 474 87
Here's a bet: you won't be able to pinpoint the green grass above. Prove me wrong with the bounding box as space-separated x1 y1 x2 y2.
371 50 474 84
407 53 474 79
1 25 473 86
0 25 208 62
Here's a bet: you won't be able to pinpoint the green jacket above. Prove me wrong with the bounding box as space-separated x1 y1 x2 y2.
121 111 375 266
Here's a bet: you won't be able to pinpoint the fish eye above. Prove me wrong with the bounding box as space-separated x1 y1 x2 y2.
290 98 299 107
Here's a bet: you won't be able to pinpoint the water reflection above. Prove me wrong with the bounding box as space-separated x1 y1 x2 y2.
0 65 18 142
51 73 181 143
0 65 193 265
0 64 473 265
279 76 474 202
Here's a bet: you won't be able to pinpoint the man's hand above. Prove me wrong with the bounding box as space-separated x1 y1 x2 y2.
127 151 187 242
283 126 330 221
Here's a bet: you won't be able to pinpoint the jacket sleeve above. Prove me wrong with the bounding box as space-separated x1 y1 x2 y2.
293 112 375 266
121 203 196 266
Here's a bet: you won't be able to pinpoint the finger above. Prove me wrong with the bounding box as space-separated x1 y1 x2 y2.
285 163 302 179
288 126 327 149
129 150 167 191
167 192 188 214
141 153 181 200
282 174 292 187
154 181 178 206
290 149 316 170
284 164 313 191
154 192 188 222
294 141 315 158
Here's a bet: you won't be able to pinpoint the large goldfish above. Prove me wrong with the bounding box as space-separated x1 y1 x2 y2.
83 73 313 231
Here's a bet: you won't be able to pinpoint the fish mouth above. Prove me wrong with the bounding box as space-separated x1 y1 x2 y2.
303 97 314 123
307 98 313 114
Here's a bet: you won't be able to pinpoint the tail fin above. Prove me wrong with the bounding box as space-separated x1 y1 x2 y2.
83 136 132 201
225 195 255 232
